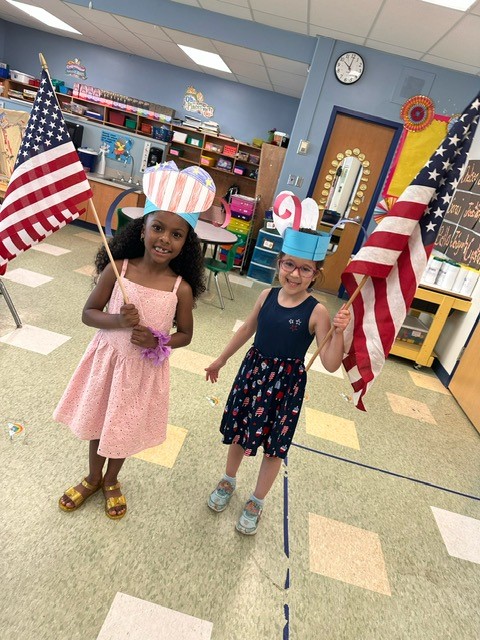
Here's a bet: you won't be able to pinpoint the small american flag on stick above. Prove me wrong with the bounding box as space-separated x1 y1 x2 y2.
0 67 92 275
341 91 480 411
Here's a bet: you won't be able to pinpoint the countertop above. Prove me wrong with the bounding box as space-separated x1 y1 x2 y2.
87 172 143 191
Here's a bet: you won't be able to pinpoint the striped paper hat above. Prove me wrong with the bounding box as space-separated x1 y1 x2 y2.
143 161 216 228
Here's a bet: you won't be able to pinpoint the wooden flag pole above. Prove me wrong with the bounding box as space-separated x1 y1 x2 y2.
305 274 369 372
38 53 130 304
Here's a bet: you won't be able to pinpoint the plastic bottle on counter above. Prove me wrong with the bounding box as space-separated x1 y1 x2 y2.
421 256 444 285
96 143 108 176
435 260 460 291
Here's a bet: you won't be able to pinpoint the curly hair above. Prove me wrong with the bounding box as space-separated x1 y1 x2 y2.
94 216 206 301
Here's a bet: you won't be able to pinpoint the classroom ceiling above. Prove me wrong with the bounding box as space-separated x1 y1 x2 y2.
0 0 479 98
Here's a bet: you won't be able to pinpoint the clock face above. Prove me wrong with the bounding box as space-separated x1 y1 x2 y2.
335 52 364 85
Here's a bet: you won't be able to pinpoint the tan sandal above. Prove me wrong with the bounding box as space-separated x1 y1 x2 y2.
103 482 127 520
59 477 102 512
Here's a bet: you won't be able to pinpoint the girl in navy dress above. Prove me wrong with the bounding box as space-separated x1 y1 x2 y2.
205 192 351 535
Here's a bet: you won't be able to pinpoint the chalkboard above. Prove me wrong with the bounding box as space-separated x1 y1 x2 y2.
436 159 480 269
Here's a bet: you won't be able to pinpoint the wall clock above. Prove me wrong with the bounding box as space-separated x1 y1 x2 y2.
335 52 365 85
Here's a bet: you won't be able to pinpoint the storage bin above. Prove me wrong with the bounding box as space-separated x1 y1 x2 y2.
233 165 245 176
169 147 184 157
247 262 276 285
173 131 187 143
205 142 223 153
237 151 249 162
227 218 250 234
251 247 278 268
200 154 215 167
223 144 237 157
108 111 125 126
153 126 173 142
230 210 252 222
248 153 260 165
258 230 283 252
396 315 428 345
125 118 136 129
230 194 256 215
264 220 277 232
10 70 34 83
186 135 202 147
141 123 153 135
0 67 9 79
216 157 233 171
86 110 103 121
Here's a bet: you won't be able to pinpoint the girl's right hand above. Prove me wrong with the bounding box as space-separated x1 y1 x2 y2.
205 357 226 383
119 303 140 328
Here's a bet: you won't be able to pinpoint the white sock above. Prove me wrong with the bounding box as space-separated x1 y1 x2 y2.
223 473 236 488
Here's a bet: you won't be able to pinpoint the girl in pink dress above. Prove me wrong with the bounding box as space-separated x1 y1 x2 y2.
56 163 215 519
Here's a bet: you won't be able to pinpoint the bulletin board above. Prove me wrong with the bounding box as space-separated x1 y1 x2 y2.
0 108 30 179
435 159 480 269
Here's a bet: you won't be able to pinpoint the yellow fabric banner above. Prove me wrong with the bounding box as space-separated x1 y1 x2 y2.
387 117 449 198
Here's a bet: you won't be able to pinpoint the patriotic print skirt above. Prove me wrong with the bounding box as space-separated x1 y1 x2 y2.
220 347 306 459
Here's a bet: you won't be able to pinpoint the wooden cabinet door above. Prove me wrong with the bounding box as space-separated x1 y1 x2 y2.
253 144 286 236
449 320 480 433
89 181 144 230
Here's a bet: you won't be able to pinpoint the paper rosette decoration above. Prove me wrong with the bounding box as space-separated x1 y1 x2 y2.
373 196 398 225
400 95 435 132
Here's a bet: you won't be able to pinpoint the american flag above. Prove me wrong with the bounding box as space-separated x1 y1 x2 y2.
0 69 92 275
341 91 480 411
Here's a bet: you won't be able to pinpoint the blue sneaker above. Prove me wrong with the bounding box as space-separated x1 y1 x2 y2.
208 479 235 512
236 499 263 535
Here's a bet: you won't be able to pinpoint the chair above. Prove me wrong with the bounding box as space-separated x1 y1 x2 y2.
204 239 242 309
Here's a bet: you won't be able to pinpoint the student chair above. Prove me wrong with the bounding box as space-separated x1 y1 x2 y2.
204 239 242 310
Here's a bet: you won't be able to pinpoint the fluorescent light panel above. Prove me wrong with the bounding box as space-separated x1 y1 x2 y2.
5 1 82 34
178 45 231 73
420 0 475 10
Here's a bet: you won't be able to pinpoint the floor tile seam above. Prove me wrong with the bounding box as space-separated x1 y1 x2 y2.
290 442 480 502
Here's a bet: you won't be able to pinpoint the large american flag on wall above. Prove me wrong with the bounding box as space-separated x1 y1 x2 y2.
341 91 480 411
0 69 92 275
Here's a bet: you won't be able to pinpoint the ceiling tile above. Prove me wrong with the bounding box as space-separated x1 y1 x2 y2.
310 0 383 37
222 57 270 80
199 67 237 81
272 83 302 98
162 28 218 51
369 0 462 50
428 15 480 66
114 16 173 40
65 4 126 29
261 53 308 76
235 75 273 91
267 68 306 92
365 39 423 60
250 0 308 22
168 0 202 6
212 42 264 64
199 0 252 20
251 10 309 34
309 25 366 46
421 54 480 75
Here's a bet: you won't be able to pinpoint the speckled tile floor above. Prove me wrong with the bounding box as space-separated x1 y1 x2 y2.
1 224 480 640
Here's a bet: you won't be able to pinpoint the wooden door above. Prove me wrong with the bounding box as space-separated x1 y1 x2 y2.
449 320 480 433
311 113 398 294
253 144 286 236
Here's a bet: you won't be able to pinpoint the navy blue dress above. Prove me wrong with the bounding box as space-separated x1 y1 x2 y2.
220 288 319 458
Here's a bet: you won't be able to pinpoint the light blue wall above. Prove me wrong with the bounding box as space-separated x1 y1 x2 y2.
280 38 480 198
1 21 300 145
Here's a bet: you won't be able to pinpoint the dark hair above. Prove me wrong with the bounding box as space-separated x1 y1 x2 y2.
94 216 206 301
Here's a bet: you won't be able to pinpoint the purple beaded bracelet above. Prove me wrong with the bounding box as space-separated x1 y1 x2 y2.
141 328 172 366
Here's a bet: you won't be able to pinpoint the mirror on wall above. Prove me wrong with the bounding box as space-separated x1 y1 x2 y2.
319 148 371 224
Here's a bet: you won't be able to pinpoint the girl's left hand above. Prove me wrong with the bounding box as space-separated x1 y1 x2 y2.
131 325 158 348
333 305 351 333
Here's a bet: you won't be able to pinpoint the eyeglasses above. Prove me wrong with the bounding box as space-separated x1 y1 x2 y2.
279 259 317 278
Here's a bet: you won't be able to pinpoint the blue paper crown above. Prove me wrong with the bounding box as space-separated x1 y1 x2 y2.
282 227 330 261
143 198 200 229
